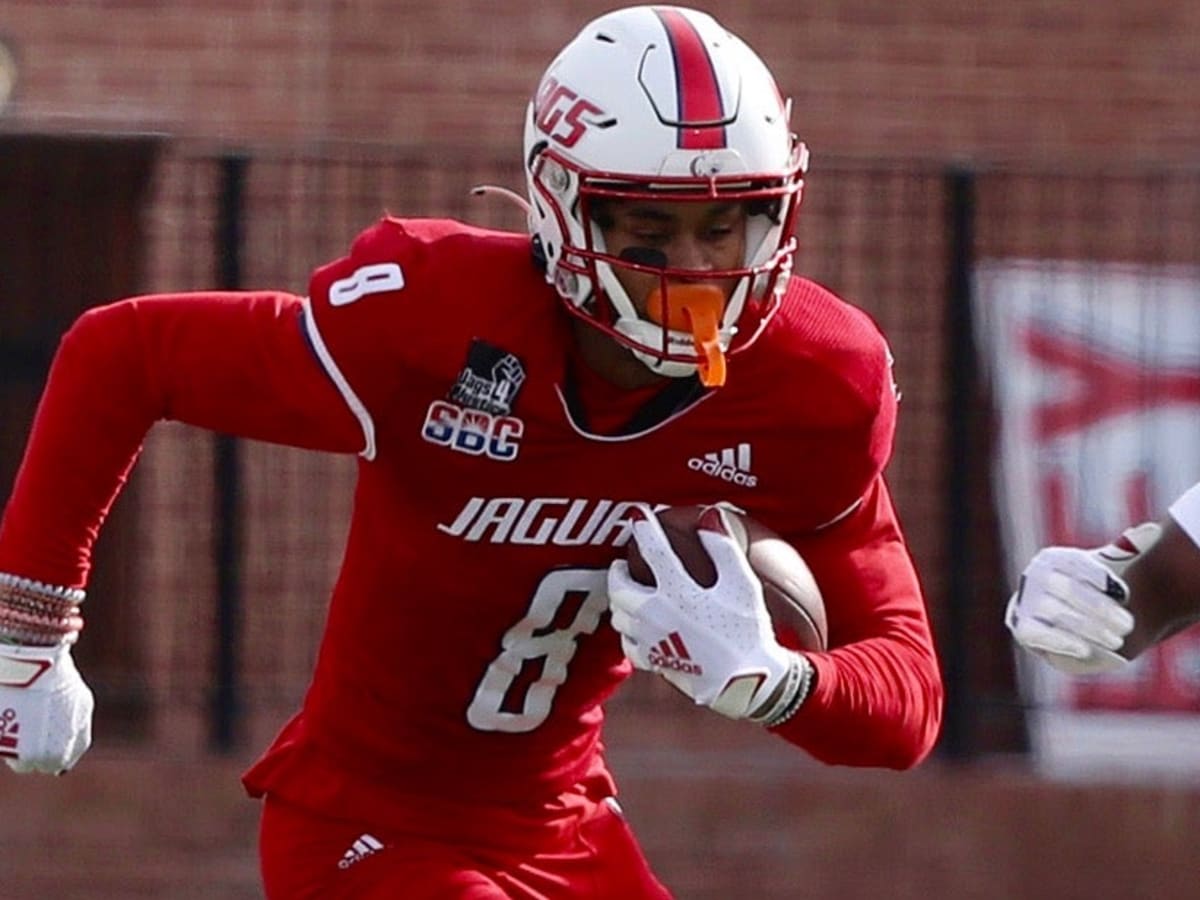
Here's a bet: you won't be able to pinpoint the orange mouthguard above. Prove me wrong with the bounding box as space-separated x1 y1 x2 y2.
645 284 727 387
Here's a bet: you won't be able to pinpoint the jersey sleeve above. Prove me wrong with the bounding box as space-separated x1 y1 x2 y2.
0 291 362 588
303 217 453 459
812 335 898 530
773 475 943 769
772 279 901 532
766 307 941 769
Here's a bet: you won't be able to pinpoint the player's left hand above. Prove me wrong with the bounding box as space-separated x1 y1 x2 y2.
608 506 809 723
1005 523 1161 675
0 641 94 774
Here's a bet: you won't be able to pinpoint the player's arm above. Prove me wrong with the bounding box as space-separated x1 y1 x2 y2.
775 475 943 770
1006 482 1200 672
608 476 942 769
0 291 363 773
1 291 363 589
756 331 941 769
1122 514 1200 656
610 330 941 768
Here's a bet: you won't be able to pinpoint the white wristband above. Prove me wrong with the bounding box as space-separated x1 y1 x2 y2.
0 573 86 646
750 653 815 728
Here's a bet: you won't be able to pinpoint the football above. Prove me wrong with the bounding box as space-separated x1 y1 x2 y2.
626 504 828 652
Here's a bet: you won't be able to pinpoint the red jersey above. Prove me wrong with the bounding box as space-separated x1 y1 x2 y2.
0 217 941 829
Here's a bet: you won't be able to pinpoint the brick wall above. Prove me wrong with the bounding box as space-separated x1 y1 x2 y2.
1 1 1198 164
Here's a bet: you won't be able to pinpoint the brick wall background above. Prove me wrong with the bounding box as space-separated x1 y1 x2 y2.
2 0 1199 164
1 2 1199 898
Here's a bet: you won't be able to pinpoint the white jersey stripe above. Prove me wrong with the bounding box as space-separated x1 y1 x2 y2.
301 298 378 461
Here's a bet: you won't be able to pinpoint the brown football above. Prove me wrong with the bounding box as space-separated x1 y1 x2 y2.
626 504 828 652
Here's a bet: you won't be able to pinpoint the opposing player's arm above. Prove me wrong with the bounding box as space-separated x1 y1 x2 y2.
1008 482 1200 673
1121 515 1200 657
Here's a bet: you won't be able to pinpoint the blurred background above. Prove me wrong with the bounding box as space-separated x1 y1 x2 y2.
1 1 1199 897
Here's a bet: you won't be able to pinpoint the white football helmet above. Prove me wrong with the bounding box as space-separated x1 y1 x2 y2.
524 5 807 380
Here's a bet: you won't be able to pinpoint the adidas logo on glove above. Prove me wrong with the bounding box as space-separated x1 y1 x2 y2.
647 632 703 675
0 708 20 760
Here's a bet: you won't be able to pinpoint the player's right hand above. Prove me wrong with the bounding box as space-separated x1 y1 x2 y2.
0 641 94 774
1004 523 1161 675
608 506 805 722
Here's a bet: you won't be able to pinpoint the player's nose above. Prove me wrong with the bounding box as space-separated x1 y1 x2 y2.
666 234 715 273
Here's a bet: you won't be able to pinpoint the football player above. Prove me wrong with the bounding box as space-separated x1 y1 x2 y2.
0 6 943 897
1006 484 1200 674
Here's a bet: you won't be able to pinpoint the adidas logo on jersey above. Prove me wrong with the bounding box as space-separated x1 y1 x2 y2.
687 442 757 487
648 632 703 675
337 833 384 870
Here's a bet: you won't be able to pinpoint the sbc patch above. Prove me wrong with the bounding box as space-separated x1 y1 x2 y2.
421 340 527 461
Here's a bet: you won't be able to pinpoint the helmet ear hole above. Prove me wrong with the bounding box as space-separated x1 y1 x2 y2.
527 139 548 170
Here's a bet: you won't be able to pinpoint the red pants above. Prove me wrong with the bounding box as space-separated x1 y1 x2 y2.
258 793 673 899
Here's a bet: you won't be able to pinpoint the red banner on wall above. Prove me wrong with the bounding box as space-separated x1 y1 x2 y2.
974 259 1200 777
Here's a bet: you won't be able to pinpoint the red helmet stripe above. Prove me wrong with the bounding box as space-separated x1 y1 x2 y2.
654 8 726 149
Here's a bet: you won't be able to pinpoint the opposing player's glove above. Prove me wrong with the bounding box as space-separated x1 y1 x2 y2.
0 640 94 774
1005 522 1162 675
608 506 813 726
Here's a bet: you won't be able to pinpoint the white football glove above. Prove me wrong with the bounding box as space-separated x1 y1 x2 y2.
1005 522 1162 675
0 641 94 774
608 506 811 724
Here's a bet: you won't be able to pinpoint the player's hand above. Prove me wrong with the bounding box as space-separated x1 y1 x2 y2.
1005 523 1162 675
608 506 811 724
0 641 94 774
